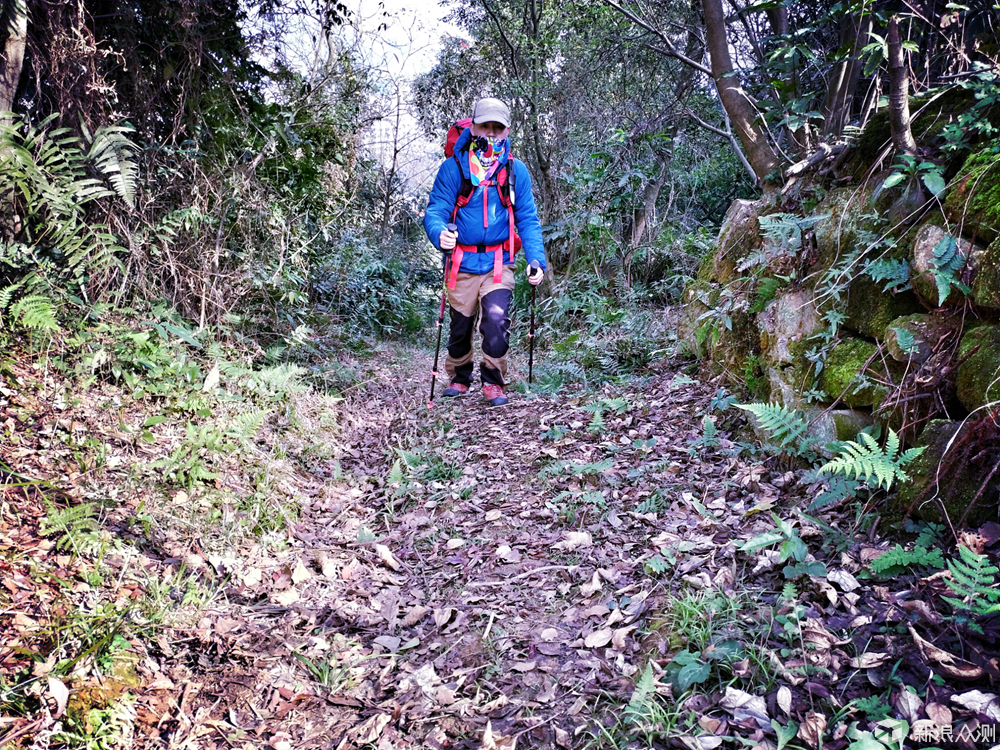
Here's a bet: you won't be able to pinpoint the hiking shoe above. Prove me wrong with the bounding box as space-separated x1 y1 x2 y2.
442 383 469 397
482 383 508 406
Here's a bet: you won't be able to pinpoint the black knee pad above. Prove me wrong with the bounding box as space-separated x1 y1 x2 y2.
480 289 512 358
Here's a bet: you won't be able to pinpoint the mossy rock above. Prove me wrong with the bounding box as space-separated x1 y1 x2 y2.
854 110 892 168
955 324 1000 411
944 147 1000 244
818 337 888 409
812 185 880 269
758 288 824 368
710 199 763 284
764 365 873 456
909 223 985 308
845 275 923 340
890 419 999 528
971 238 999 310
884 312 961 363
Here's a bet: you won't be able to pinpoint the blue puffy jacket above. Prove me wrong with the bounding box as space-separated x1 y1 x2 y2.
424 128 546 274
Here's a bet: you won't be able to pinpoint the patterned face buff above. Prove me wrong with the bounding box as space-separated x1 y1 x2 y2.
469 137 509 186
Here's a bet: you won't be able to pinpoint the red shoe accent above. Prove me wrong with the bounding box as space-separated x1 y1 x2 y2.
442 383 469 397
482 384 508 406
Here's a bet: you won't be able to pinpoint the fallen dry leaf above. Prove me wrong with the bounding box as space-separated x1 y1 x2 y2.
291 561 311 584
777 686 792 716
47 676 69 719
951 690 1000 721
908 624 983 680
555 531 592 551
375 543 401 571
797 712 827 748
849 652 890 669
585 628 613 648
925 702 952 725
719 686 769 728
482 720 516 750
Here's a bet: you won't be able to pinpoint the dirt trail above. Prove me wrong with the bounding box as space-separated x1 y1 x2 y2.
7 346 992 750
146 355 752 750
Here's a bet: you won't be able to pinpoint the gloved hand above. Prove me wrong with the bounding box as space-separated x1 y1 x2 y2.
439 228 458 250
527 261 544 286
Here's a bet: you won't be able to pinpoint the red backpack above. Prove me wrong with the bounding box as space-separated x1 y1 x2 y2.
442 117 521 287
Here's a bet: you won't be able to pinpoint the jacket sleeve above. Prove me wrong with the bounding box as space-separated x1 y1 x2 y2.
512 160 546 271
424 159 460 250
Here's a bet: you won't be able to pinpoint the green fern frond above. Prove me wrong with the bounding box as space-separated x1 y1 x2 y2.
86 125 139 208
40 501 101 555
624 663 657 725
870 544 944 576
943 545 1000 619
7 294 60 332
736 402 811 452
588 409 605 433
228 408 269 442
818 428 924 491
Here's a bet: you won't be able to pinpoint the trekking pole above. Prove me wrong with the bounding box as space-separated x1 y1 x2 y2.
528 260 540 385
428 223 456 409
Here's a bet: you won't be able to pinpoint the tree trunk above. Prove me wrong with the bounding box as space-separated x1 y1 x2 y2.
822 12 871 139
702 0 781 189
626 152 670 249
887 15 917 157
0 0 28 122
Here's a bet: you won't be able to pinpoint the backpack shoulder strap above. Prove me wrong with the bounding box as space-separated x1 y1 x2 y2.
493 159 516 208
450 152 474 220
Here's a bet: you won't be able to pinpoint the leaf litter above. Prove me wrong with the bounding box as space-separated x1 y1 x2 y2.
1 349 999 749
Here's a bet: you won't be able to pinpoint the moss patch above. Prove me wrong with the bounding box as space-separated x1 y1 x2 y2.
891 419 998 528
711 199 763 285
944 147 1000 244
971 239 1000 310
812 186 879 269
955 324 1000 411
845 276 923 340
819 338 886 409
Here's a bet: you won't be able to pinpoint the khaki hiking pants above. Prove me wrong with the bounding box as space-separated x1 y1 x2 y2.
445 265 516 388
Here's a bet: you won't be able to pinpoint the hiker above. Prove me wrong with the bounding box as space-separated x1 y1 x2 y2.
423 97 546 407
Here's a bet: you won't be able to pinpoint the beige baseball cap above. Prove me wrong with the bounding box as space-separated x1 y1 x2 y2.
472 98 511 128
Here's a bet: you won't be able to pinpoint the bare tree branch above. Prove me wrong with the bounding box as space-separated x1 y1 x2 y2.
602 0 713 76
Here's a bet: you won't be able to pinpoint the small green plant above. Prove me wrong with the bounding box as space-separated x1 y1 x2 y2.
943 544 1000 633
818 428 924 491
40 501 102 555
741 513 827 579
688 414 721 450
879 153 947 198
927 233 972 306
853 694 893 721
869 545 945 577
151 422 228 487
582 396 631 433
735 402 819 460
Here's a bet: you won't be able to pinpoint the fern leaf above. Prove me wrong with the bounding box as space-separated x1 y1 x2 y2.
624 663 657 724
87 125 138 208
818 428 923 491
736 402 810 450
869 545 944 576
943 545 1000 619
8 294 60 332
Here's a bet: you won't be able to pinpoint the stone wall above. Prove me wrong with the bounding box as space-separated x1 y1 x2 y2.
680 147 1000 527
